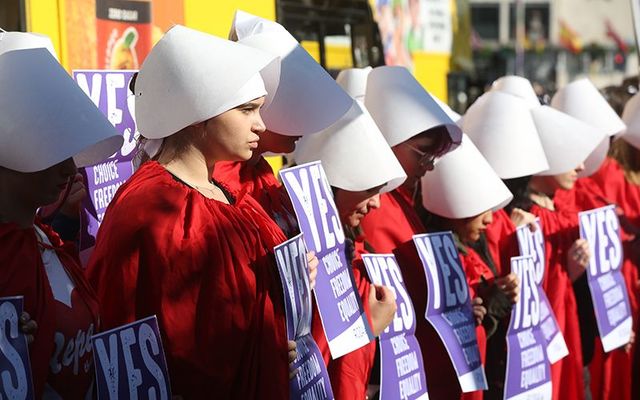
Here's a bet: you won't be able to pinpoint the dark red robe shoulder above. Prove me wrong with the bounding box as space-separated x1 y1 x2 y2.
87 161 290 399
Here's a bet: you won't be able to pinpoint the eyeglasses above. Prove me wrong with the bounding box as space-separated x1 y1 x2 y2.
404 143 437 168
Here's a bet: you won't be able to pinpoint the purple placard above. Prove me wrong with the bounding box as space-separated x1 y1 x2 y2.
92 316 171 399
579 205 632 352
412 232 487 392
0 296 34 400
362 254 429 400
505 256 552 400
279 162 374 359
274 234 334 399
515 220 568 364
73 70 139 261
291 335 334 400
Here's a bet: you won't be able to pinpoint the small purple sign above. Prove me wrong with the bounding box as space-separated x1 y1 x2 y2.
274 234 334 399
505 255 552 400
291 335 334 400
515 220 568 364
0 296 34 400
412 232 487 392
280 162 374 359
92 316 171 400
362 254 429 400
73 70 139 261
579 205 632 352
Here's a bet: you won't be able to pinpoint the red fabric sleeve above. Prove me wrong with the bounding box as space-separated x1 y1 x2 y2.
87 161 290 399
484 209 519 277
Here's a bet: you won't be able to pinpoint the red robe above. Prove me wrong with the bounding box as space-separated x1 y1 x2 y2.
459 246 492 400
86 161 290 399
532 205 585 400
557 158 639 400
359 186 425 253
213 158 299 238
484 209 518 277
0 221 99 398
361 187 490 399
486 207 585 400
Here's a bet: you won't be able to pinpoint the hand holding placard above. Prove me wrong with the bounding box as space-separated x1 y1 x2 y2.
362 254 429 400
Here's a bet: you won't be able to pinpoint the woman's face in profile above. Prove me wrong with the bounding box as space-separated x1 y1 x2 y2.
202 96 267 162
1 157 77 208
334 187 382 228
451 210 493 245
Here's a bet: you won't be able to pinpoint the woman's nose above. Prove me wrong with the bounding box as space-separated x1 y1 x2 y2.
253 115 266 134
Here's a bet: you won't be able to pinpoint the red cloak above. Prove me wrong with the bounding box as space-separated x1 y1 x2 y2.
0 221 99 398
459 246 492 400
359 186 425 253
394 237 490 400
531 205 585 400
86 161 290 399
486 207 585 400
558 158 639 400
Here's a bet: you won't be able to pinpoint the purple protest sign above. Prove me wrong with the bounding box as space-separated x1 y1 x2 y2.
274 234 334 399
291 335 334 400
515 220 568 364
579 205 632 352
279 162 373 359
505 255 552 400
0 296 34 400
412 232 487 392
92 315 171 400
73 70 139 262
362 254 429 400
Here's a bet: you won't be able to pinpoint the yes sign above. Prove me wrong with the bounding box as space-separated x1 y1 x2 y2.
93 316 171 400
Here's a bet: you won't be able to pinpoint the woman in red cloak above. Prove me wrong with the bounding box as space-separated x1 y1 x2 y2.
415 135 519 400
558 142 640 400
294 98 405 399
87 26 303 398
0 39 122 397
550 78 636 400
